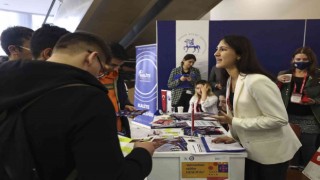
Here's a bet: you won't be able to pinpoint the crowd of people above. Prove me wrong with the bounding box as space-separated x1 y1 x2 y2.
166 35 319 180
0 25 154 180
0 24 319 180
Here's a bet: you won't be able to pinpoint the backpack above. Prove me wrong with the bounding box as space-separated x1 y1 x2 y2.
0 84 87 180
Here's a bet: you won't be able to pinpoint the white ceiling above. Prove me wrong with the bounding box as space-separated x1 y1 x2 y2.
0 0 57 15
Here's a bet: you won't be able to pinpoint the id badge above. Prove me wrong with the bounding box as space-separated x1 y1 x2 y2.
186 90 192 95
290 92 302 103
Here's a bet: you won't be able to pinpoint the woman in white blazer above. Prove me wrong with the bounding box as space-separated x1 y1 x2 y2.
188 80 218 114
212 35 302 180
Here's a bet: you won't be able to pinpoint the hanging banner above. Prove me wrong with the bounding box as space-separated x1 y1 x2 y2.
176 20 209 80
133 44 158 127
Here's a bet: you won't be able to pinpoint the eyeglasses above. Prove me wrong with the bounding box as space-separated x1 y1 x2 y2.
18 46 31 51
87 50 108 78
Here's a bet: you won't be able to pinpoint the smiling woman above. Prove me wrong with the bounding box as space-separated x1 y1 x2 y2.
212 35 302 180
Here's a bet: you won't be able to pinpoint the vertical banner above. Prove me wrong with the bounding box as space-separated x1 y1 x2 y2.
133 44 157 127
176 21 209 80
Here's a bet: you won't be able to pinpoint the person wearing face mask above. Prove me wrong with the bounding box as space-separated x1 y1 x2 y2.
167 54 201 112
277 46 320 169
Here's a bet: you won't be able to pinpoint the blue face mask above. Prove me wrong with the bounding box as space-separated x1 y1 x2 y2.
293 61 311 70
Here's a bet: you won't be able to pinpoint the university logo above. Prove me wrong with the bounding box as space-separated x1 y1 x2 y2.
184 38 200 53
177 33 207 55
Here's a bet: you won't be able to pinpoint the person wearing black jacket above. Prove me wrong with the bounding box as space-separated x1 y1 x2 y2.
0 32 154 180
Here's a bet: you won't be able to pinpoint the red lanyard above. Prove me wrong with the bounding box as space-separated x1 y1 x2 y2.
196 98 202 112
293 73 307 94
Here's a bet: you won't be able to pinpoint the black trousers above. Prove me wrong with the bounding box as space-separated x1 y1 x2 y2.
245 158 289 180
173 91 193 112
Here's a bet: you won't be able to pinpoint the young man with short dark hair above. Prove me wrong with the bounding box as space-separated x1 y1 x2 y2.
0 26 34 60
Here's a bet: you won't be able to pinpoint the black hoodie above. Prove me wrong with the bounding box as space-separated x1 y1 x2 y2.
0 60 152 180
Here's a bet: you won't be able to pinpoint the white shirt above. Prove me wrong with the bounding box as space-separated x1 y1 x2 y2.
188 95 218 114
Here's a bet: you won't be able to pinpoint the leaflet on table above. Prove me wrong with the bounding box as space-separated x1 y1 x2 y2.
201 136 246 152
150 118 189 129
183 126 224 136
152 128 184 137
174 73 196 89
116 109 148 117
171 112 217 120
118 135 134 156
185 120 220 127
183 136 207 154
152 136 188 152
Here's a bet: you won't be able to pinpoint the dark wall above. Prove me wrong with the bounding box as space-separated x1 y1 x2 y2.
157 20 320 110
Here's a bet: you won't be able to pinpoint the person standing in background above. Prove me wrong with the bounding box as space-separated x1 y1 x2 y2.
277 46 320 169
167 54 201 112
0 26 34 60
99 42 136 137
211 35 301 180
208 66 226 96
30 24 70 60
188 80 218 114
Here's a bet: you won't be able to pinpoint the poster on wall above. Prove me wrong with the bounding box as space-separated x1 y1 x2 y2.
176 21 209 80
133 44 158 127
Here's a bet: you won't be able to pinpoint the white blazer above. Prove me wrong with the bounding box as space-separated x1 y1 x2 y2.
227 74 301 164
188 95 218 114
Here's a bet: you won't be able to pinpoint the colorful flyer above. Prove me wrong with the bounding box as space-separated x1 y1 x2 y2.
180 155 229 180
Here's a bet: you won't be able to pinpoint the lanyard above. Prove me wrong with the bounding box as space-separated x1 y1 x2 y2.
292 72 308 94
196 98 202 112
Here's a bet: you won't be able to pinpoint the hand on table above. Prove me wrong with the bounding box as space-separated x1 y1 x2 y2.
211 136 236 144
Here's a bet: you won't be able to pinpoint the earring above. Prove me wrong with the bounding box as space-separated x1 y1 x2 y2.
237 57 240 60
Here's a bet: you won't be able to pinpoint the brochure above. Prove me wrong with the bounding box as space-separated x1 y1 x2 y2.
116 109 148 117
183 126 224 136
152 136 188 152
201 136 246 152
171 112 217 120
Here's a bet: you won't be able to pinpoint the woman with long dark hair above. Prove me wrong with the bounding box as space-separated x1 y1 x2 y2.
167 54 201 112
211 35 301 180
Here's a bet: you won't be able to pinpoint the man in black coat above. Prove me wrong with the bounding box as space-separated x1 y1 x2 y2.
0 32 154 180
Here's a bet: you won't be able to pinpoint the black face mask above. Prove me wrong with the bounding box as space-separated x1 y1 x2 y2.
293 61 311 70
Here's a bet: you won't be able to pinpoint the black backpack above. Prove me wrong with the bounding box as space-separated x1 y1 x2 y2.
0 84 86 180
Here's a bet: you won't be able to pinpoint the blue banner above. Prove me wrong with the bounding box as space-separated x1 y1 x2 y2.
133 44 157 127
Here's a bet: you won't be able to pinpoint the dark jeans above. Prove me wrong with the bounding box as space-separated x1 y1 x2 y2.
245 159 289 180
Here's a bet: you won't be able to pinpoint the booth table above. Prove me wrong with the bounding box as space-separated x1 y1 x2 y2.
131 115 247 180
147 136 247 180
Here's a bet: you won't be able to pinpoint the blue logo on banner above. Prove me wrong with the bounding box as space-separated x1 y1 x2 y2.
133 44 158 127
184 38 200 53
